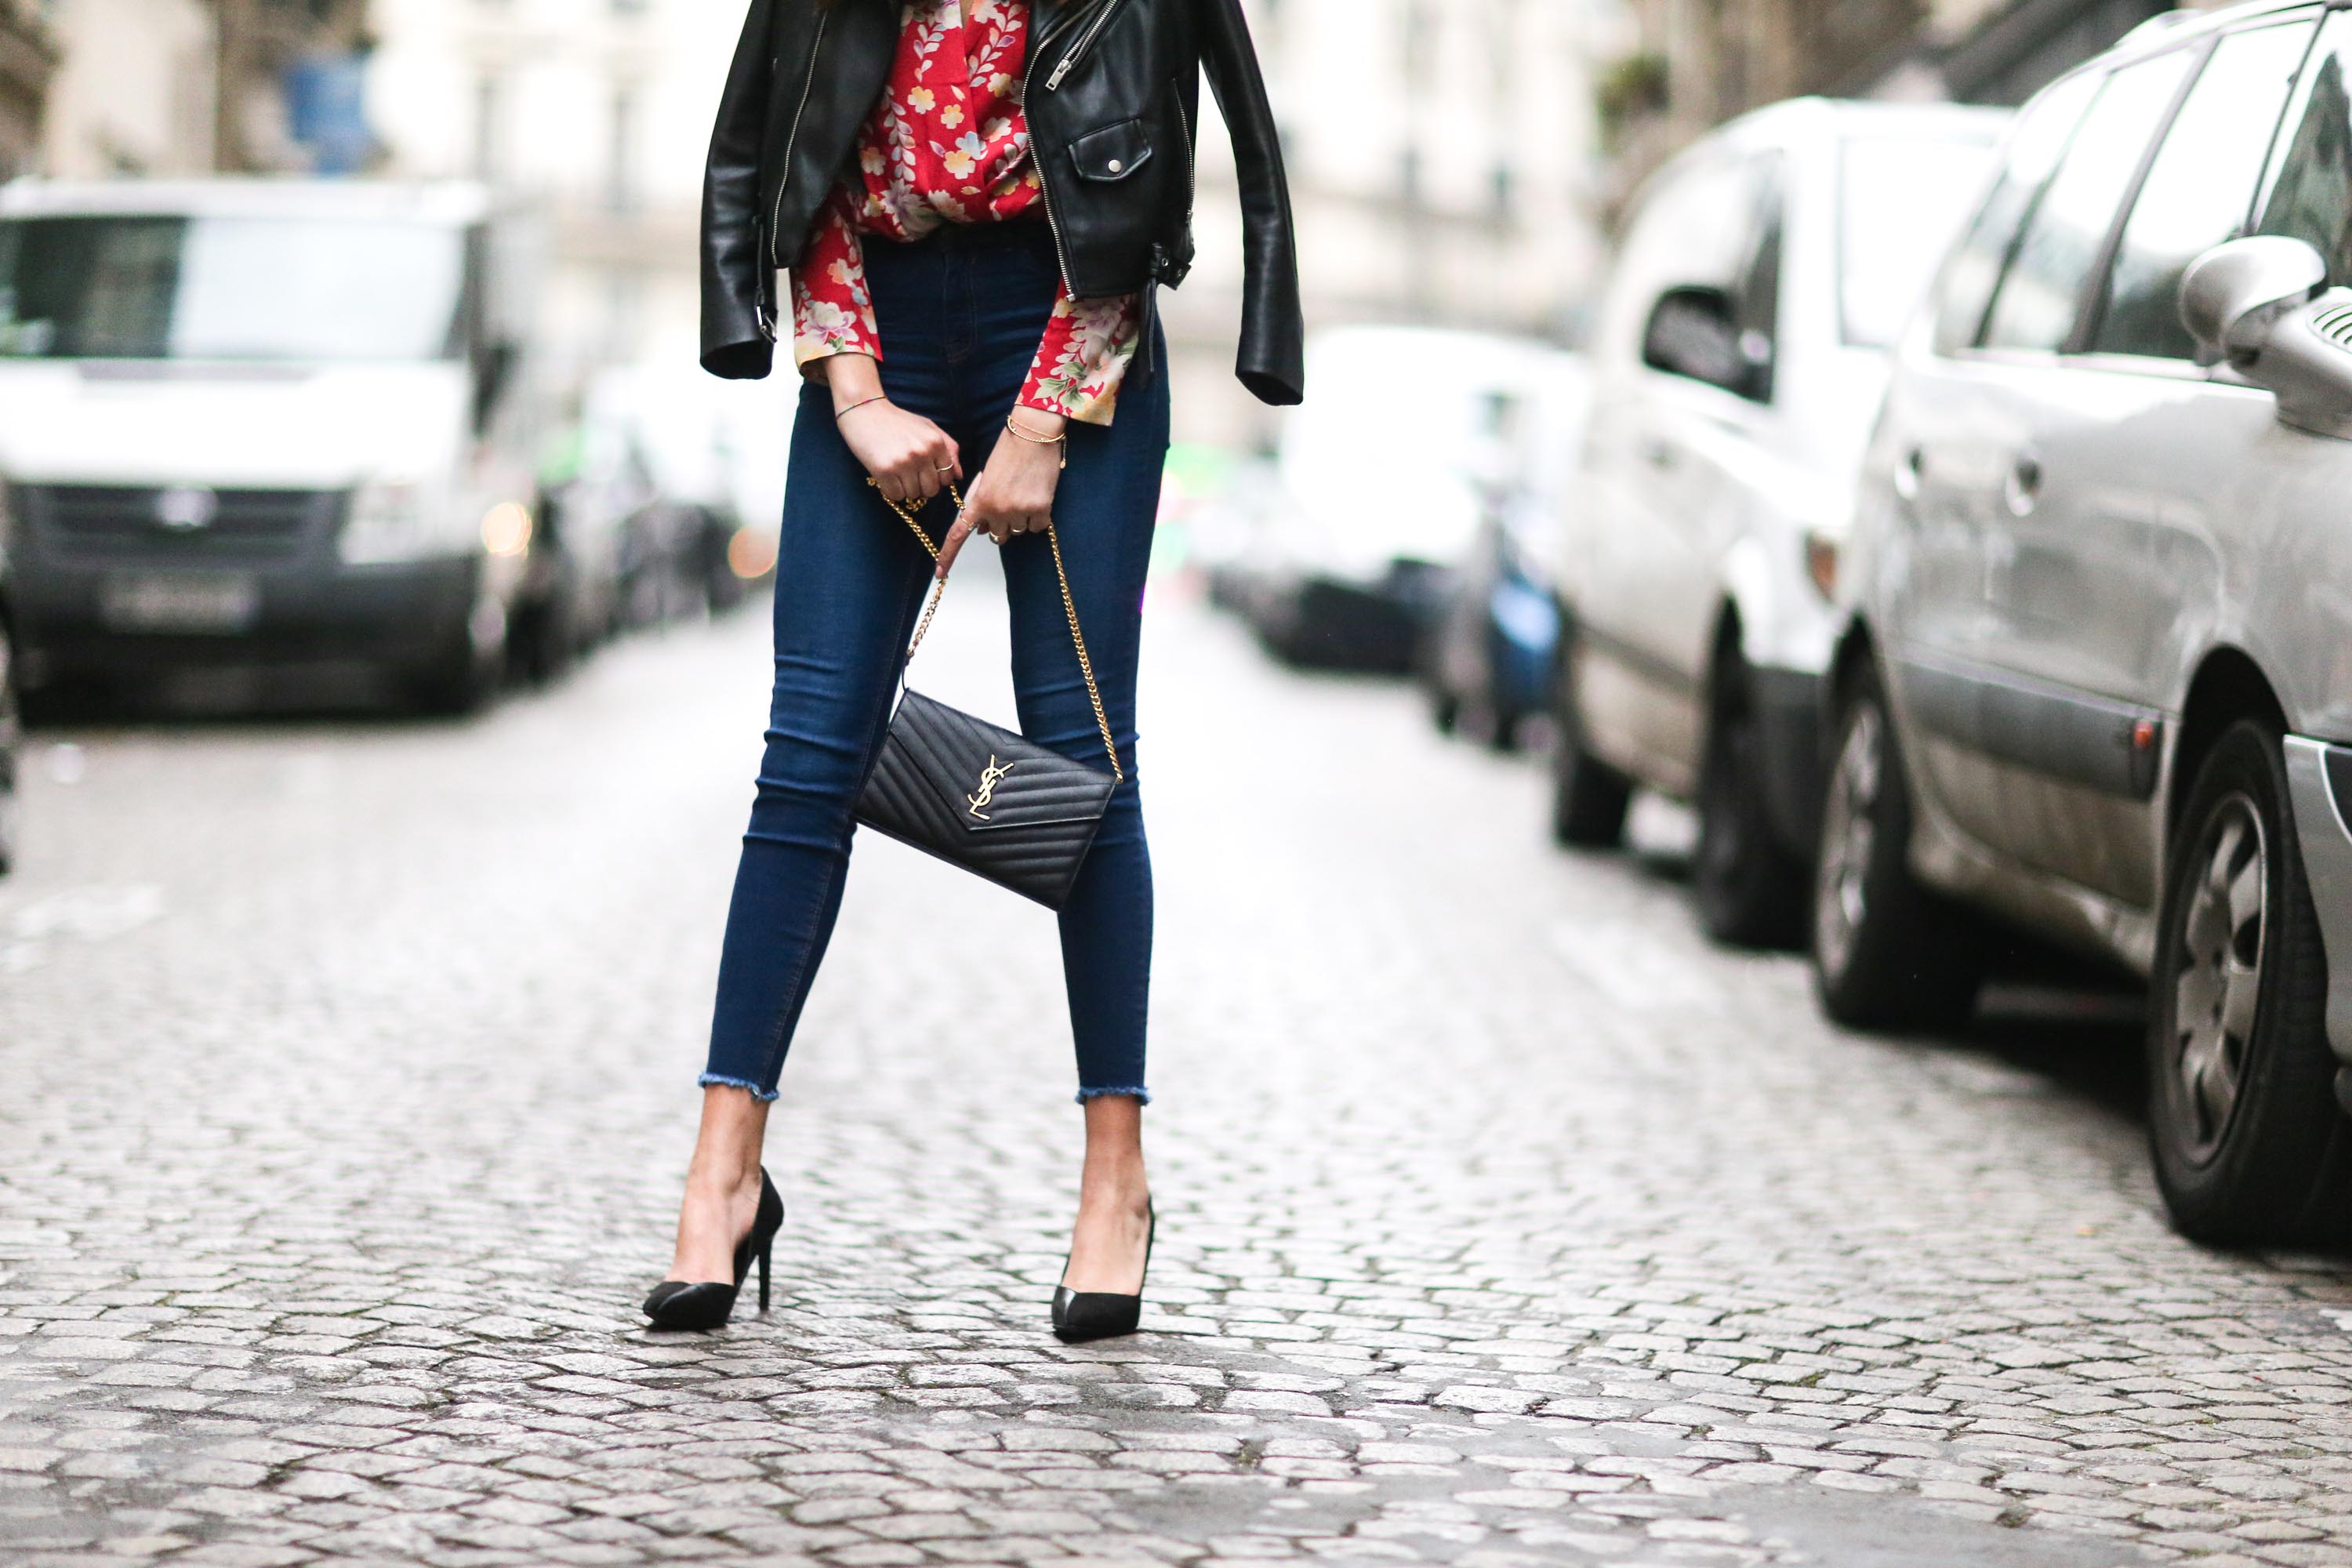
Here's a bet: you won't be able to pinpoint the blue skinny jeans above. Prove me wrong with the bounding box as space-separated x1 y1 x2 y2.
701 220 1166 1105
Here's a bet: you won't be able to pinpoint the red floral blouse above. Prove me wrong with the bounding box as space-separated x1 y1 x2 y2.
790 0 1143 426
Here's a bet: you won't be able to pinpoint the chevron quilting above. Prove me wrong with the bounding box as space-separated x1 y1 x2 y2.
852 690 1116 908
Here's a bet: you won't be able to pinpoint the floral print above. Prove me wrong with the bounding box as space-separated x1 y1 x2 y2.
789 0 1142 426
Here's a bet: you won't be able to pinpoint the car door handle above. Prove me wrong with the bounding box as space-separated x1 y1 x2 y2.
1893 445 1925 503
2002 452 2042 517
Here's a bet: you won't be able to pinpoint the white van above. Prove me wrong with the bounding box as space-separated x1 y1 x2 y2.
0 180 543 712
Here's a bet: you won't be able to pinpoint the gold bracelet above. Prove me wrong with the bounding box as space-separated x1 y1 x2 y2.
833 393 889 420
1004 412 1069 468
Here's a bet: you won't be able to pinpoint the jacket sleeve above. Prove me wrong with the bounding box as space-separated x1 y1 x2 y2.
700 0 780 381
1196 0 1304 405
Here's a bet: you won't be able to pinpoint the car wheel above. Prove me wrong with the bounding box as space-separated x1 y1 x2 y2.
1549 623 1630 849
0 625 17 877
1428 683 1460 736
1693 652 1806 949
1809 661 1980 1029
408 641 499 717
2148 721 2351 1247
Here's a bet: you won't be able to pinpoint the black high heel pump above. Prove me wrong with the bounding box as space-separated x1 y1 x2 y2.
643 1168 785 1331
1051 1200 1154 1344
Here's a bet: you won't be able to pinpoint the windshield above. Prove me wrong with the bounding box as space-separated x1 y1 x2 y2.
1841 133 1998 347
0 215 468 363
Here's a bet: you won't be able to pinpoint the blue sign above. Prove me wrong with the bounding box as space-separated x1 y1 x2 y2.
284 54 376 176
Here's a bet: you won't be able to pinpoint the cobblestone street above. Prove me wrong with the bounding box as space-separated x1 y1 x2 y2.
7 579 2352 1568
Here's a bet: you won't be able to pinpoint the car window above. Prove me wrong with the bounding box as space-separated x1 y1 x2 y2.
2256 13 2352 286
2093 21 2315 360
1842 132 1998 349
1983 48 2194 354
1932 73 2099 355
1602 152 1774 365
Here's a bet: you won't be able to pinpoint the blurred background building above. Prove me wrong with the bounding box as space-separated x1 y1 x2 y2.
1163 0 1624 447
0 2 57 180
1599 0 2242 205
367 0 742 396
38 0 369 178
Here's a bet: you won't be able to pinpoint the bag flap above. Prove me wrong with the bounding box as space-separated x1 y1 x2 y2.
1069 118 1155 183
886 691 1116 833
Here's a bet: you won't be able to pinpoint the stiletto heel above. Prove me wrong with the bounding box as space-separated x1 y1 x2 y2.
643 1167 786 1331
1051 1200 1153 1344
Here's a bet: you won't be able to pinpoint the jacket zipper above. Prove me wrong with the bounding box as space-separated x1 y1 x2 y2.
768 9 829 267
1172 89 1196 230
1044 0 1127 90
1023 5 1090 290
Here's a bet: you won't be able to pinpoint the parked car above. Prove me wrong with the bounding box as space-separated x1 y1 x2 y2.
1229 326 1576 672
567 364 783 630
1548 98 2004 946
0 180 546 715
1823 0 2352 1243
1422 358 1591 749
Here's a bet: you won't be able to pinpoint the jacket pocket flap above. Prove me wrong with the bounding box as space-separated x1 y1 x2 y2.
877 691 1116 833
1069 119 1155 183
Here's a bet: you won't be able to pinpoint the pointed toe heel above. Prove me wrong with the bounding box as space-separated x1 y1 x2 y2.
643 1168 786 1332
1048 1202 1154 1345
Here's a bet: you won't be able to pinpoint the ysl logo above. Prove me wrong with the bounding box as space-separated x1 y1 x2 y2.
967 754 1015 820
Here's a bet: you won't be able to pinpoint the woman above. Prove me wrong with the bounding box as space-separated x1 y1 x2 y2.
643 0 1302 1339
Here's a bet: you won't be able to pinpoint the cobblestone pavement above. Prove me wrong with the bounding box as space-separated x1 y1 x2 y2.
6 573 2352 1568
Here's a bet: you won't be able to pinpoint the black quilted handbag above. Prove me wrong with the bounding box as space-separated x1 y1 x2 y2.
852 481 1121 909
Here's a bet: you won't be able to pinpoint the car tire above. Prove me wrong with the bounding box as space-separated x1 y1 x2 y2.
2147 720 2352 1247
0 624 18 877
1549 622 1630 849
409 641 499 717
1428 684 1460 736
1693 652 1806 949
1809 661 1980 1029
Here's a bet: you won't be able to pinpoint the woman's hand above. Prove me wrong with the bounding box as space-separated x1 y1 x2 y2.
938 410 1066 576
825 354 960 506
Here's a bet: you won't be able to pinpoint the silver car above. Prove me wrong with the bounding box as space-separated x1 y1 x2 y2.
1827 0 2352 1244
1550 99 2001 947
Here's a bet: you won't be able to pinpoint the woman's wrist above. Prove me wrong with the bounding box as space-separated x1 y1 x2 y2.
823 353 885 413
1008 405 1069 441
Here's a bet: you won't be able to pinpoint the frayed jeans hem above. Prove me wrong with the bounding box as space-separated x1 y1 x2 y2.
1075 1086 1150 1105
699 1073 782 1103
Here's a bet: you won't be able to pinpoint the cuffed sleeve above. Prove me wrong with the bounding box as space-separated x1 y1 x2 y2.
791 193 884 374
1019 285 1141 426
1198 0 1305 405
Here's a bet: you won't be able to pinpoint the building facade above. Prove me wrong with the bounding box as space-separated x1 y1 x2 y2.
0 0 57 179
1167 0 1621 445
367 0 742 394
1601 0 2245 205
41 0 212 176
38 0 372 179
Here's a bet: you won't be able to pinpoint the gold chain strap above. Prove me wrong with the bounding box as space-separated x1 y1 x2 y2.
869 478 1123 782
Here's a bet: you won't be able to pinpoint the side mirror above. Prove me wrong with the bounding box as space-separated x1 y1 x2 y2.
1642 285 1769 399
2180 236 2325 366
2181 236 2352 440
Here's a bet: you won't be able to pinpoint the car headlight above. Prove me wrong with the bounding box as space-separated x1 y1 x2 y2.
339 477 471 564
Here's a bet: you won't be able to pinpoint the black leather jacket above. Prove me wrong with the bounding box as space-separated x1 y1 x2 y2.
699 0 1304 405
